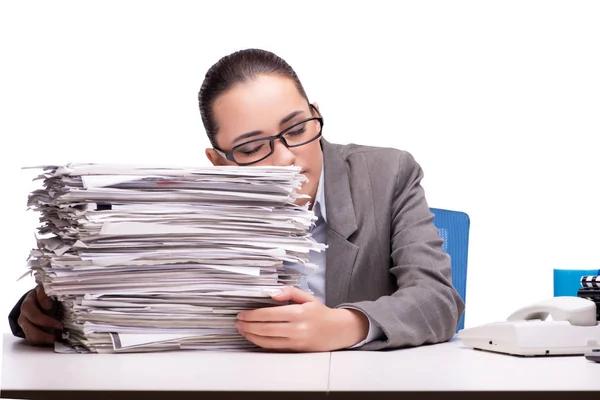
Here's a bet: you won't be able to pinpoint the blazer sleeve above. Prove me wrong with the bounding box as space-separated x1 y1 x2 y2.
8 290 33 339
337 151 465 350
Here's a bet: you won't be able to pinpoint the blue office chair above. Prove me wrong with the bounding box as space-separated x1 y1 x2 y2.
430 208 470 331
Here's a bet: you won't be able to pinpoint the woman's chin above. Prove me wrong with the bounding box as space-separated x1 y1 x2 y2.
293 182 316 208
293 196 310 207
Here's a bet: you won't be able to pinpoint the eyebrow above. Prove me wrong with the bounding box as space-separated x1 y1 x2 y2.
231 110 305 145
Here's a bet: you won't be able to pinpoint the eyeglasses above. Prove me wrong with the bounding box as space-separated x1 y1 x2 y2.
213 104 324 166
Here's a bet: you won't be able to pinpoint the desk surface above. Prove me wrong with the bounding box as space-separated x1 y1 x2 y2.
1 334 330 392
330 338 600 391
3 333 600 398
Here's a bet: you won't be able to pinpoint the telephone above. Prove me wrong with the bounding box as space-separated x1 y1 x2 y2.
458 296 600 356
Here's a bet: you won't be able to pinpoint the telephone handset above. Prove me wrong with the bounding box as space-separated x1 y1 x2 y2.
458 297 600 356
506 296 597 326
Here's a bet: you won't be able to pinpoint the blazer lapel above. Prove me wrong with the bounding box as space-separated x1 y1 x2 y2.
320 139 359 307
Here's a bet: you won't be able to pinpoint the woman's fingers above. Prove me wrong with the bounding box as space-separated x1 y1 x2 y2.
17 316 55 346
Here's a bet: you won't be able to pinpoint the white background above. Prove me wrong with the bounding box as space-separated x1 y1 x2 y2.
1 0 599 371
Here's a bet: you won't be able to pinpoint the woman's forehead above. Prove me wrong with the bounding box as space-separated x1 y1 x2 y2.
213 75 307 135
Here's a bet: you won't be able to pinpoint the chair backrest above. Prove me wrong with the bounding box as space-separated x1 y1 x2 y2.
430 208 470 331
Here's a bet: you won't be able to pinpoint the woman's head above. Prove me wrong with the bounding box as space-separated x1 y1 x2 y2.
198 49 323 207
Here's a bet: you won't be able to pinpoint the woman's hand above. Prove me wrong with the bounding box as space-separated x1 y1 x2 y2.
18 284 62 346
235 286 369 352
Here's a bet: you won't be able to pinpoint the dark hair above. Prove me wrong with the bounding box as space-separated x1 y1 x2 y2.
198 48 309 148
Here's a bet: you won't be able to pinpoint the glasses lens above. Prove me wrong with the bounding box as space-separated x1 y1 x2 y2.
284 119 322 146
232 139 272 164
230 118 323 165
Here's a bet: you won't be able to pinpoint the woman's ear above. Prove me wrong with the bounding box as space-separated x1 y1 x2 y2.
205 148 225 166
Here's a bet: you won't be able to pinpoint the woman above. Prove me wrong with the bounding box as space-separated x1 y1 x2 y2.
9 49 464 352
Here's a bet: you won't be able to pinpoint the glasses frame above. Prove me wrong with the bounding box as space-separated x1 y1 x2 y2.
213 104 324 166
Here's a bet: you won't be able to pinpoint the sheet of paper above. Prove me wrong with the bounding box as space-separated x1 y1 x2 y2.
110 333 204 349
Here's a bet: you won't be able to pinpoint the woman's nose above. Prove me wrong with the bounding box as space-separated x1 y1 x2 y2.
270 139 296 166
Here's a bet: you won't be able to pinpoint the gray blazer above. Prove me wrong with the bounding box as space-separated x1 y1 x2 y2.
320 138 465 351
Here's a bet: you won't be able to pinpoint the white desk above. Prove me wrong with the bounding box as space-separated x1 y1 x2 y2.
1 334 330 398
329 338 600 391
3 334 600 399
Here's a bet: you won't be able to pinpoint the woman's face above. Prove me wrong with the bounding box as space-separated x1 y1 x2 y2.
205 74 323 207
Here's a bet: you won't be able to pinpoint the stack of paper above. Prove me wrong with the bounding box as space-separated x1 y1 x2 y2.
24 163 325 353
